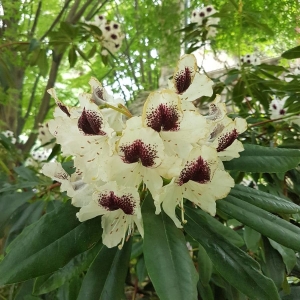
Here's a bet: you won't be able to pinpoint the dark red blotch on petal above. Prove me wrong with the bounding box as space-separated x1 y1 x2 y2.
98 191 135 215
120 139 157 167
146 104 180 132
174 67 193 94
78 108 106 136
57 102 70 117
217 129 238 152
178 156 210 185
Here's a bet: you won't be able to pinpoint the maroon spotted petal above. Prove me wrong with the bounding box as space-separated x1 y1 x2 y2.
174 67 193 94
119 139 157 167
78 108 106 136
146 104 180 132
217 129 238 152
98 191 135 215
178 157 210 186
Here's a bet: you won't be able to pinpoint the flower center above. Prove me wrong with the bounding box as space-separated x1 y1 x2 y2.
178 157 210 185
217 129 238 152
119 139 157 167
146 104 180 132
78 108 106 135
174 67 192 94
98 191 135 215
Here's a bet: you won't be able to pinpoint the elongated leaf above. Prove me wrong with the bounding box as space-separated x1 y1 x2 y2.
261 237 285 289
33 239 103 295
197 244 213 286
282 46 300 59
217 196 300 251
230 184 300 214
142 193 198 300
269 239 297 274
77 238 132 300
0 202 102 285
184 206 279 300
0 191 34 236
224 144 300 173
136 256 148 282
197 281 214 300
244 226 261 251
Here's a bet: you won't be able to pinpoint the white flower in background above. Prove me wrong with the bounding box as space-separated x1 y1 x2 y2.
191 5 220 39
2 130 16 144
85 15 124 56
269 96 287 120
155 145 234 228
77 181 143 248
240 54 261 66
169 54 214 103
38 123 55 149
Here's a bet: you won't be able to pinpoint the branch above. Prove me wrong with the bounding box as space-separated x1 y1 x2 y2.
21 53 64 153
72 0 95 24
39 0 73 41
29 0 42 38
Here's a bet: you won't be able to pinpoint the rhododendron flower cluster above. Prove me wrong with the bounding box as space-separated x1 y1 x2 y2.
86 15 124 55
191 5 220 38
42 54 247 248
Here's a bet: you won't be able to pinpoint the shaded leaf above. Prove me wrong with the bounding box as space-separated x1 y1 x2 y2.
184 205 279 300
282 46 300 59
143 193 198 300
224 144 300 173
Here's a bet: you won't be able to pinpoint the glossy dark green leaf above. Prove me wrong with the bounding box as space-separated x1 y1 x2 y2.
0 202 102 284
217 196 300 251
244 226 261 251
0 191 34 237
282 46 300 59
184 205 280 300
230 184 300 214
197 244 213 286
261 237 285 289
77 238 132 300
143 193 198 300
14 280 39 300
224 144 300 173
33 239 103 295
197 281 214 300
269 239 297 274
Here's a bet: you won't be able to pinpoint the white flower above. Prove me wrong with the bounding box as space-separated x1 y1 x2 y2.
38 123 55 149
168 54 214 102
240 54 261 66
269 97 287 120
142 89 209 158
106 126 164 198
76 181 143 248
2 130 16 144
208 117 247 161
155 145 234 228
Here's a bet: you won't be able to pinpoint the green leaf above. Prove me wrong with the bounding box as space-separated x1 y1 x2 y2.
230 184 300 214
244 226 261 251
282 46 300 59
224 144 300 173
37 49 49 77
281 286 300 300
268 239 297 274
0 191 34 237
14 166 39 182
183 205 280 300
77 238 132 300
68 47 77 68
217 196 300 252
33 239 103 295
142 193 198 300
136 256 148 282
197 244 213 286
130 239 143 260
232 77 245 103
261 237 285 289
197 281 214 300
0 202 102 285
